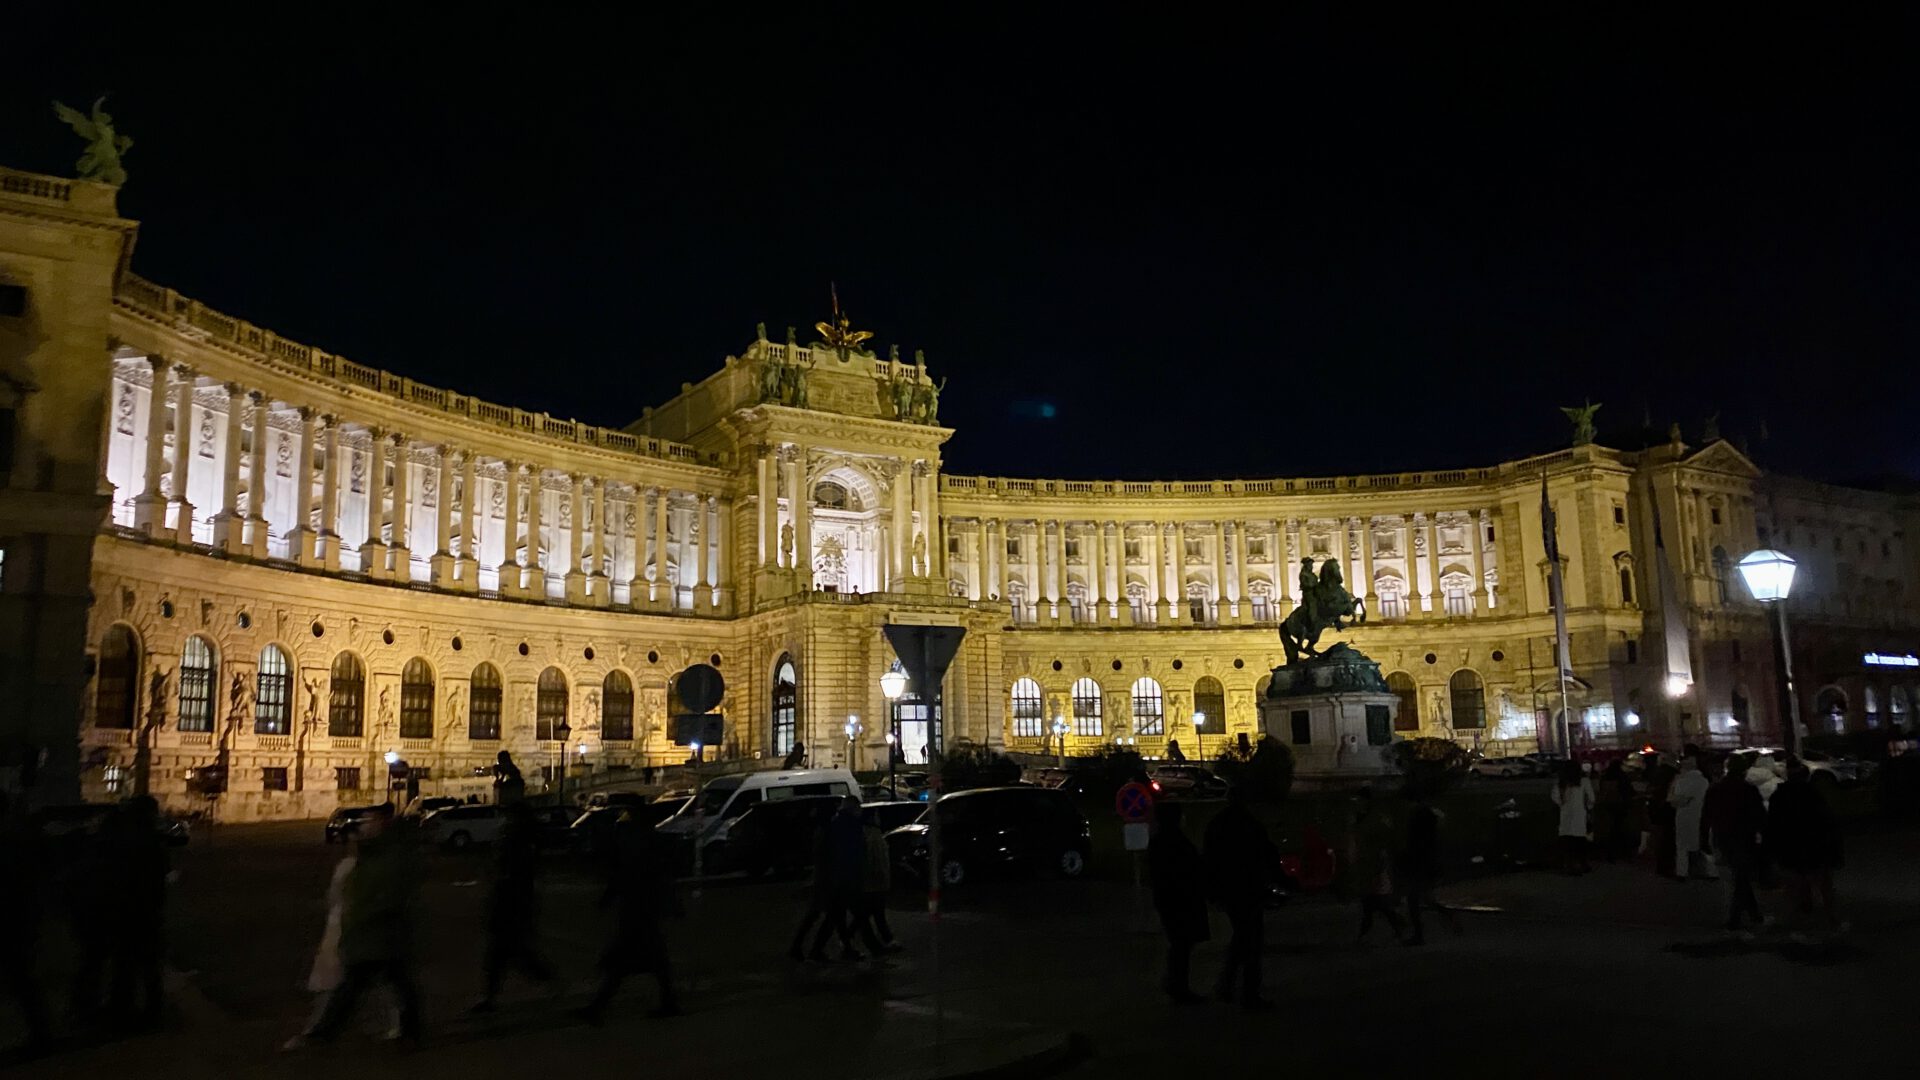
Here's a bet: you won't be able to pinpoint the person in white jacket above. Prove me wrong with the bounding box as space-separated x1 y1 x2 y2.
1669 754 1714 879
1550 762 1595 874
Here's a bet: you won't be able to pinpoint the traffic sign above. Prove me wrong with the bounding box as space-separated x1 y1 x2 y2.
1122 822 1150 851
1115 781 1154 822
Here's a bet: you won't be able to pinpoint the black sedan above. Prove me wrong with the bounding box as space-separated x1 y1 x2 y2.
887 787 1090 887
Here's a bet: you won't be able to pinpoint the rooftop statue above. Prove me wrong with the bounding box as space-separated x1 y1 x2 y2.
53 97 133 186
814 283 873 358
1560 400 1601 447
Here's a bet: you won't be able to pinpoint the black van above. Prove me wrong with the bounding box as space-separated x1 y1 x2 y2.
886 787 1091 887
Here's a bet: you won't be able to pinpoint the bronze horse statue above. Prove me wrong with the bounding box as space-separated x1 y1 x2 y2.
1280 557 1363 665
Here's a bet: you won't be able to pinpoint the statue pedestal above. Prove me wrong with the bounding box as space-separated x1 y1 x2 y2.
1259 644 1400 778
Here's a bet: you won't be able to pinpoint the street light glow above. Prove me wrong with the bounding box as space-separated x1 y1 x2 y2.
1665 675 1692 698
383 750 399 765
1737 548 1798 603
1191 710 1205 730
880 667 908 701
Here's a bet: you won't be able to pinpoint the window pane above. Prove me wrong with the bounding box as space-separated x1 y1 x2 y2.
256 645 291 735
470 663 502 740
603 671 634 741
329 653 365 737
178 636 216 733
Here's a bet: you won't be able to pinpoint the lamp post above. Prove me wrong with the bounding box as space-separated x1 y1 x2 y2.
845 715 862 771
881 665 907 797
554 719 571 802
1051 716 1068 769
1738 548 1801 755
1191 710 1206 766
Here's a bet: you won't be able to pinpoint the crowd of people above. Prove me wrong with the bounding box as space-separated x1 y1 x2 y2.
787 798 901 963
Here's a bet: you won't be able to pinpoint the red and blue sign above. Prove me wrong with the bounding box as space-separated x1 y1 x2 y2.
1115 781 1154 822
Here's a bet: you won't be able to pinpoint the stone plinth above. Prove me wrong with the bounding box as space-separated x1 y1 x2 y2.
1258 643 1399 776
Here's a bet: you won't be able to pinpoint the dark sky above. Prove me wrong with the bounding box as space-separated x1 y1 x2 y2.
7 9 1916 485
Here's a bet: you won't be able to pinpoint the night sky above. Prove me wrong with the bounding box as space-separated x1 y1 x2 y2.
6 10 1915 485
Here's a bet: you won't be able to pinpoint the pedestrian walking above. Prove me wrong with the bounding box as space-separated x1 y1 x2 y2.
1766 761 1844 937
1348 789 1404 942
1148 802 1209 1002
288 804 424 1049
850 806 900 955
105 797 170 1027
787 800 862 962
493 751 525 806
1705 757 1768 933
1670 754 1712 880
1594 759 1634 861
1398 794 1458 945
1645 754 1679 878
1202 787 1277 1009
574 812 681 1023
1550 762 1594 874
291 834 400 1044
470 802 556 1013
0 792 51 1056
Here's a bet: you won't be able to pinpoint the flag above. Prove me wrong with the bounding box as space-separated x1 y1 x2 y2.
1541 472 1574 682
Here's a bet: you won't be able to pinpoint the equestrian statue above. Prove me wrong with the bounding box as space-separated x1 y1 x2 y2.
1279 556 1363 665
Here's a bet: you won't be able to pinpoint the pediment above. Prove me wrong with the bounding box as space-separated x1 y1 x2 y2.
1683 439 1761 479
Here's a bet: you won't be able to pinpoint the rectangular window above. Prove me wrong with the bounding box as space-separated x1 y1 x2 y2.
947 537 961 556
1485 525 1496 543
1711 507 1722 525
1184 537 1203 558
1613 505 1625 525
1006 538 1021 558
1365 704 1392 746
1250 596 1273 623
1124 539 1142 560
1247 537 1268 560
335 766 361 791
1289 710 1312 745
1065 538 1081 560
262 767 289 791
1626 640 1639 664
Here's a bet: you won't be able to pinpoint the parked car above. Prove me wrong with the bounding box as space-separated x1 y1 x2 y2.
571 797 691 860
887 787 1091 887
862 800 927 833
325 803 391 844
33 802 191 848
418 804 505 850
656 768 860 847
401 796 463 820
1150 764 1229 798
702 795 845 876
1468 756 1532 779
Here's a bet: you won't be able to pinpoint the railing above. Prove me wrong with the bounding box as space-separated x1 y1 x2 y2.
942 461 1525 499
114 274 722 469
0 171 72 202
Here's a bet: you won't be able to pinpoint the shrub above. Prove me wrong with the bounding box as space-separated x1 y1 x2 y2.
1213 735 1295 802
940 744 1022 791
1081 742 1148 798
1385 737 1471 800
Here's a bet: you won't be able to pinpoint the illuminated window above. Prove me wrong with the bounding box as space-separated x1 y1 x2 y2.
602 670 634 741
1449 669 1486 729
328 653 365 737
772 655 797 755
813 481 849 510
1010 677 1043 738
1193 676 1225 735
178 636 217 733
536 667 569 741
469 663 502 740
400 658 434 739
1071 677 1103 737
255 645 291 735
1131 677 1165 737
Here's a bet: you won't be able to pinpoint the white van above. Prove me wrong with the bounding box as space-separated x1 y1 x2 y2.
655 768 860 842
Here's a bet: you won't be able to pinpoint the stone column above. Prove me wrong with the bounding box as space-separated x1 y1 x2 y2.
318 416 343 571
757 451 776 569
970 520 988 601
1358 516 1376 613
133 356 170 534
565 473 588 603
652 486 672 607
1103 521 1121 620
459 451 479 591
168 366 198 544
1086 522 1105 622
793 470 813 591
1211 520 1228 623
212 383 247 554
780 449 803 571
525 466 545 598
390 434 413 579
497 460 520 590
359 428 387 576
589 480 609 606
891 463 911 583
1040 520 1059 621
432 447 458 587
628 488 649 604
693 497 713 609
246 392 271 557
286 406 318 563
994 520 1011 604
1151 521 1171 622
926 467 944 579
1470 508 1489 613
1424 512 1441 615
1231 519 1250 619
714 497 733 611
1400 514 1419 615
1281 519 1299 614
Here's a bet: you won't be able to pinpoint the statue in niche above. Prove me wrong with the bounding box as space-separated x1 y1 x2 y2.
447 687 465 732
53 97 133 185
378 687 395 733
145 668 170 732
228 672 250 730
781 522 795 566
303 677 324 731
1560 401 1602 447
912 531 927 576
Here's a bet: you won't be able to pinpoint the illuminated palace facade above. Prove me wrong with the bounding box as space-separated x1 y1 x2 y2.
5 167 1919 818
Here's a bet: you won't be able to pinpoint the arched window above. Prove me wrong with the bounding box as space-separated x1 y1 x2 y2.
178 636 217 733
469 663 502 741
1125 581 1151 625
1891 685 1911 731
1387 671 1419 732
1865 686 1881 729
1246 580 1274 623
256 645 292 735
328 652 365 737
772 655 797 756
1009 677 1043 738
813 481 850 510
1374 574 1407 620
1448 669 1485 730
1071 677 1103 737
400 658 435 739
603 670 635 741
536 667 569 741
1814 686 1848 733
96 626 139 730
1193 676 1225 735
1131 677 1165 737
1441 571 1473 617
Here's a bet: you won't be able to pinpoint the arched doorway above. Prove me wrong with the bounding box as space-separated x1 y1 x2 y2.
1813 686 1848 733
771 655 797 757
95 625 139 730
1387 671 1419 731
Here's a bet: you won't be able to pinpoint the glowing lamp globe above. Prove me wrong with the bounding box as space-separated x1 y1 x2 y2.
879 669 908 701
383 750 399 765
1737 548 1797 603
1192 711 1206 730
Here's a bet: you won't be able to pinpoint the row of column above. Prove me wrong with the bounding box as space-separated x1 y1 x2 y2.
753 445 942 591
957 511 1498 624
118 357 728 612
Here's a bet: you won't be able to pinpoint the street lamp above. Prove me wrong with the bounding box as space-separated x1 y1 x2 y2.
881 665 908 797
1051 716 1069 769
1738 547 1802 754
845 715 862 770
1191 711 1206 765
383 750 399 765
554 720 571 802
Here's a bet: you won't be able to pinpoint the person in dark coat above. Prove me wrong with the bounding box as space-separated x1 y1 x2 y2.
574 812 681 1023
850 806 900 955
106 796 170 1027
0 792 51 1055
1399 794 1457 945
1348 788 1404 942
787 801 861 962
1202 787 1277 1009
1645 755 1680 879
1705 757 1768 932
1766 761 1843 935
470 802 555 1012
1594 759 1635 861
295 805 424 1047
493 751 525 806
1149 802 1208 1002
